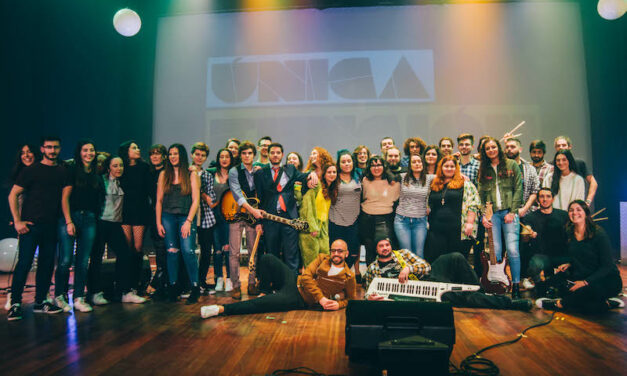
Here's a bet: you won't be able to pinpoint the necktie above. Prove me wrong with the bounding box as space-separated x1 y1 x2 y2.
273 167 287 212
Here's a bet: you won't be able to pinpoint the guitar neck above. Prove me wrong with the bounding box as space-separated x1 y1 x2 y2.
263 212 291 226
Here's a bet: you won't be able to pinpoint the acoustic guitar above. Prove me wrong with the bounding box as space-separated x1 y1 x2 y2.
479 202 511 294
221 191 310 232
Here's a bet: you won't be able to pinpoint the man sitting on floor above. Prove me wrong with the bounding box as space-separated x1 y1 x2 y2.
201 239 356 318
364 237 532 310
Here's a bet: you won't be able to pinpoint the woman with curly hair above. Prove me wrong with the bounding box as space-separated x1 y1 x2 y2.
305 147 333 179
299 163 338 267
425 155 480 263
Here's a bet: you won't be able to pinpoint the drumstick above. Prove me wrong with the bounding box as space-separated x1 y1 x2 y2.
592 217 608 222
501 121 525 141
591 208 606 218
510 120 525 134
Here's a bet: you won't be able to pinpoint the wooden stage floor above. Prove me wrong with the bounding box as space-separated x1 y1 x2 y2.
1 267 625 376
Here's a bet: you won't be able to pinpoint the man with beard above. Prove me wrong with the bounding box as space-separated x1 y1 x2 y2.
529 140 553 184
200 239 356 318
385 146 406 175
254 143 318 273
363 237 532 310
457 133 480 186
520 188 569 293
505 138 540 217
8 136 70 320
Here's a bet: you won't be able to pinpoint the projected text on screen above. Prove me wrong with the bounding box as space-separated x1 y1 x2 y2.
206 50 434 108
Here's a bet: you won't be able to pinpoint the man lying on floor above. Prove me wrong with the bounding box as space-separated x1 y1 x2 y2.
201 239 356 318
364 237 532 311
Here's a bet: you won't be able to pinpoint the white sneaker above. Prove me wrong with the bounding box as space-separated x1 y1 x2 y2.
224 279 233 292
73 297 93 313
122 291 147 304
608 297 625 309
54 295 72 313
215 277 224 291
200 305 220 319
92 292 110 306
522 278 535 290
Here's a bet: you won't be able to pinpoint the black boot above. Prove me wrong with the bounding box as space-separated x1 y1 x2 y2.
511 283 521 299
186 286 200 305
168 284 179 302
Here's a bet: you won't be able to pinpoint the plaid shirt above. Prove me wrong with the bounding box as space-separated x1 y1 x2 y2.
460 157 480 186
199 170 217 229
363 249 431 293
519 159 540 204
535 160 554 186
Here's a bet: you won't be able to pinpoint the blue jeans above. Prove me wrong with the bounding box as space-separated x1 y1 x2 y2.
394 214 428 258
491 210 521 283
162 212 199 287
212 213 230 278
56 210 97 298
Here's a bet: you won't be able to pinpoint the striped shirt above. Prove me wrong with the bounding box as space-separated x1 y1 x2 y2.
329 178 361 226
395 173 434 218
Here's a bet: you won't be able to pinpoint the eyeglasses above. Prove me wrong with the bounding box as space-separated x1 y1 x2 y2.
330 249 346 254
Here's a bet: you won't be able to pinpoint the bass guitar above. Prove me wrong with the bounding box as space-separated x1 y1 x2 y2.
221 191 310 232
479 202 511 294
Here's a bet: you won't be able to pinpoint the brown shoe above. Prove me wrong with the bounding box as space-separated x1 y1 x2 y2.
247 283 260 296
231 287 241 300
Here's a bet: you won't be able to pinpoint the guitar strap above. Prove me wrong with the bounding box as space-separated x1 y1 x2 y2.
392 251 419 281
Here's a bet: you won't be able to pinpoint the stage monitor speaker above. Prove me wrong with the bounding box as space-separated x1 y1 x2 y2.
345 300 454 375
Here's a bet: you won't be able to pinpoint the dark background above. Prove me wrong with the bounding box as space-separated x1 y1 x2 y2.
1 0 625 256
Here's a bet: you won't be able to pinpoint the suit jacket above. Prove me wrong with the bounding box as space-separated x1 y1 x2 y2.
254 164 308 219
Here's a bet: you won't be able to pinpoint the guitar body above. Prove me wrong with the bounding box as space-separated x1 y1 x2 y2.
479 202 511 294
220 191 310 232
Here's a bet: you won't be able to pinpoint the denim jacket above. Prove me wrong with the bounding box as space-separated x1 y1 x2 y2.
477 158 523 214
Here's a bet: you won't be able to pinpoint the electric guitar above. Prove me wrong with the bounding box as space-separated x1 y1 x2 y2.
479 202 511 294
221 191 310 232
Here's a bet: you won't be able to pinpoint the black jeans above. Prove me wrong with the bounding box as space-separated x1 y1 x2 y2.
149 222 168 290
263 215 301 273
359 212 397 266
223 254 306 315
88 220 132 296
11 222 58 304
427 253 517 310
198 227 214 287
551 270 622 314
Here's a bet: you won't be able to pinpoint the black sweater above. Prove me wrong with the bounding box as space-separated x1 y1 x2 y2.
567 227 619 284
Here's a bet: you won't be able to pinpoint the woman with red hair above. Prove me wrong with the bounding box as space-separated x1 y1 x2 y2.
305 147 334 179
425 156 480 263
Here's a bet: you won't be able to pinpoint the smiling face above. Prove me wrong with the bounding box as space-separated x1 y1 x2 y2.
442 160 456 179
329 240 348 266
21 145 35 166
357 148 369 164
439 140 453 156
258 139 271 157
219 150 232 169
369 159 384 179
484 140 500 161
109 157 124 178
286 153 300 169
324 165 337 185
227 142 239 158
409 154 423 174
424 149 438 166
458 138 473 156
41 140 60 162
192 149 207 167
376 239 393 259
381 138 394 153
568 202 586 226
80 143 96 166
339 154 353 174
168 147 180 167
269 146 283 166
309 149 319 166
555 154 570 173
555 138 570 152
386 148 400 167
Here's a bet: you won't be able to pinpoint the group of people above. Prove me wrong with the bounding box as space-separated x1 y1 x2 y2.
5 132 622 321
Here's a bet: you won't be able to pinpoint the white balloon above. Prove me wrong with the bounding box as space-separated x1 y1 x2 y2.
113 8 142 37
0 238 19 273
598 0 627 20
